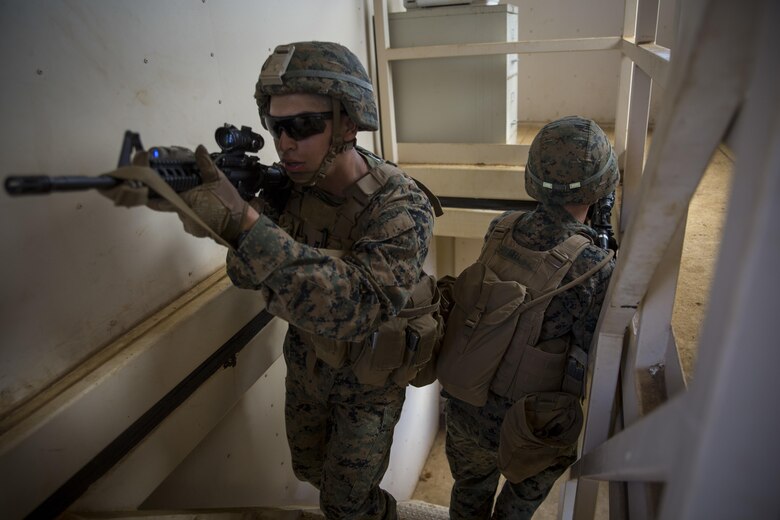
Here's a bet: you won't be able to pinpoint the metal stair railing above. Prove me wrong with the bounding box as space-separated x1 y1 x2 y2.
561 0 780 518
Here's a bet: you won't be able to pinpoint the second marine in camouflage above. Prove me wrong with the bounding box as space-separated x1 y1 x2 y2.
441 116 618 519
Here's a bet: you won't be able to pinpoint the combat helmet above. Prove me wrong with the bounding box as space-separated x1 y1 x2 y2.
255 41 378 132
525 116 619 205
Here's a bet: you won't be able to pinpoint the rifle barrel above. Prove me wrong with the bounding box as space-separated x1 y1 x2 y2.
4 175 120 195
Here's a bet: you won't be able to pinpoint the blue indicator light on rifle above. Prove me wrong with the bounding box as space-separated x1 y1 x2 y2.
151 148 160 159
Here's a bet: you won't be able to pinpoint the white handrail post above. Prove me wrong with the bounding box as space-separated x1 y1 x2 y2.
372 0 399 164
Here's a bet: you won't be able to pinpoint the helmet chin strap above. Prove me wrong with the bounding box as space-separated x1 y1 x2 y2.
301 98 355 187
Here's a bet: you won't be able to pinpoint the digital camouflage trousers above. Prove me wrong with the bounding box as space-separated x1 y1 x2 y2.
284 339 406 520
444 392 576 520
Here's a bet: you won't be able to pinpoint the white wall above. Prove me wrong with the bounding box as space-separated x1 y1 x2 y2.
512 0 625 123
388 0 673 126
0 0 374 416
132 360 442 510
386 0 626 124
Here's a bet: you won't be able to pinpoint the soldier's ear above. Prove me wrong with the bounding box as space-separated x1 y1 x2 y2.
342 115 358 141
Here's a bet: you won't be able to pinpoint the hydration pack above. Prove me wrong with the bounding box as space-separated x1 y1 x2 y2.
436 212 613 406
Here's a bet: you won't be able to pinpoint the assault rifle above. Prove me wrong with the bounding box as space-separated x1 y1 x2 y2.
588 191 618 252
4 124 289 202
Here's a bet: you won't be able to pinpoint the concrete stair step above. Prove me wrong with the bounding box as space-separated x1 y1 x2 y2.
61 500 449 520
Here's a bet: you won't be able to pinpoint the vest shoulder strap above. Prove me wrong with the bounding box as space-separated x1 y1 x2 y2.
479 211 525 263
522 242 613 313
375 162 443 217
352 163 393 206
489 233 612 399
330 164 394 243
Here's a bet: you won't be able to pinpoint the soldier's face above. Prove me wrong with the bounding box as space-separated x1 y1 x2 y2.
268 93 334 183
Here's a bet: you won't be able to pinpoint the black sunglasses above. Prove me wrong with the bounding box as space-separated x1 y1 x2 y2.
263 111 334 141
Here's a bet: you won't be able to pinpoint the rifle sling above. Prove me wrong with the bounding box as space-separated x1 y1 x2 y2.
106 165 236 250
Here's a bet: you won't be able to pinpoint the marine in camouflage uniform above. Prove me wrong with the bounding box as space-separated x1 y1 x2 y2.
226 155 433 520
102 41 435 520
444 116 618 519
226 42 434 520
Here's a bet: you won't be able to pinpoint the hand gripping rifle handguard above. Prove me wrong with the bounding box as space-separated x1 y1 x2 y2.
587 190 618 252
4 123 289 206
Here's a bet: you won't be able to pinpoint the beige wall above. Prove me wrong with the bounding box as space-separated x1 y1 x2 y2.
387 0 674 126
0 0 375 415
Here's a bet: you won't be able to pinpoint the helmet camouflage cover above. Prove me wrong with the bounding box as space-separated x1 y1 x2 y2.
525 116 619 205
255 41 378 132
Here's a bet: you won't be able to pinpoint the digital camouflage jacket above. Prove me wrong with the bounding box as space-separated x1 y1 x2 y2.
225 155 435 347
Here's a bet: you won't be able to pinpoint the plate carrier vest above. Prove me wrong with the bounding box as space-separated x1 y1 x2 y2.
436 212 613 406
279 151 444 388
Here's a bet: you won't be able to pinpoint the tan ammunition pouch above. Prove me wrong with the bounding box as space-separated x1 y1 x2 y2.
300 271 443 388
395 272 444 387
350 272 443 387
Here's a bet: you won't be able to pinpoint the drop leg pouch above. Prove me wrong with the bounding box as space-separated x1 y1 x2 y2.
497 391 583 483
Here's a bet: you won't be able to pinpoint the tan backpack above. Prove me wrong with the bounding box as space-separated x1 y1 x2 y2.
436 212 613 406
